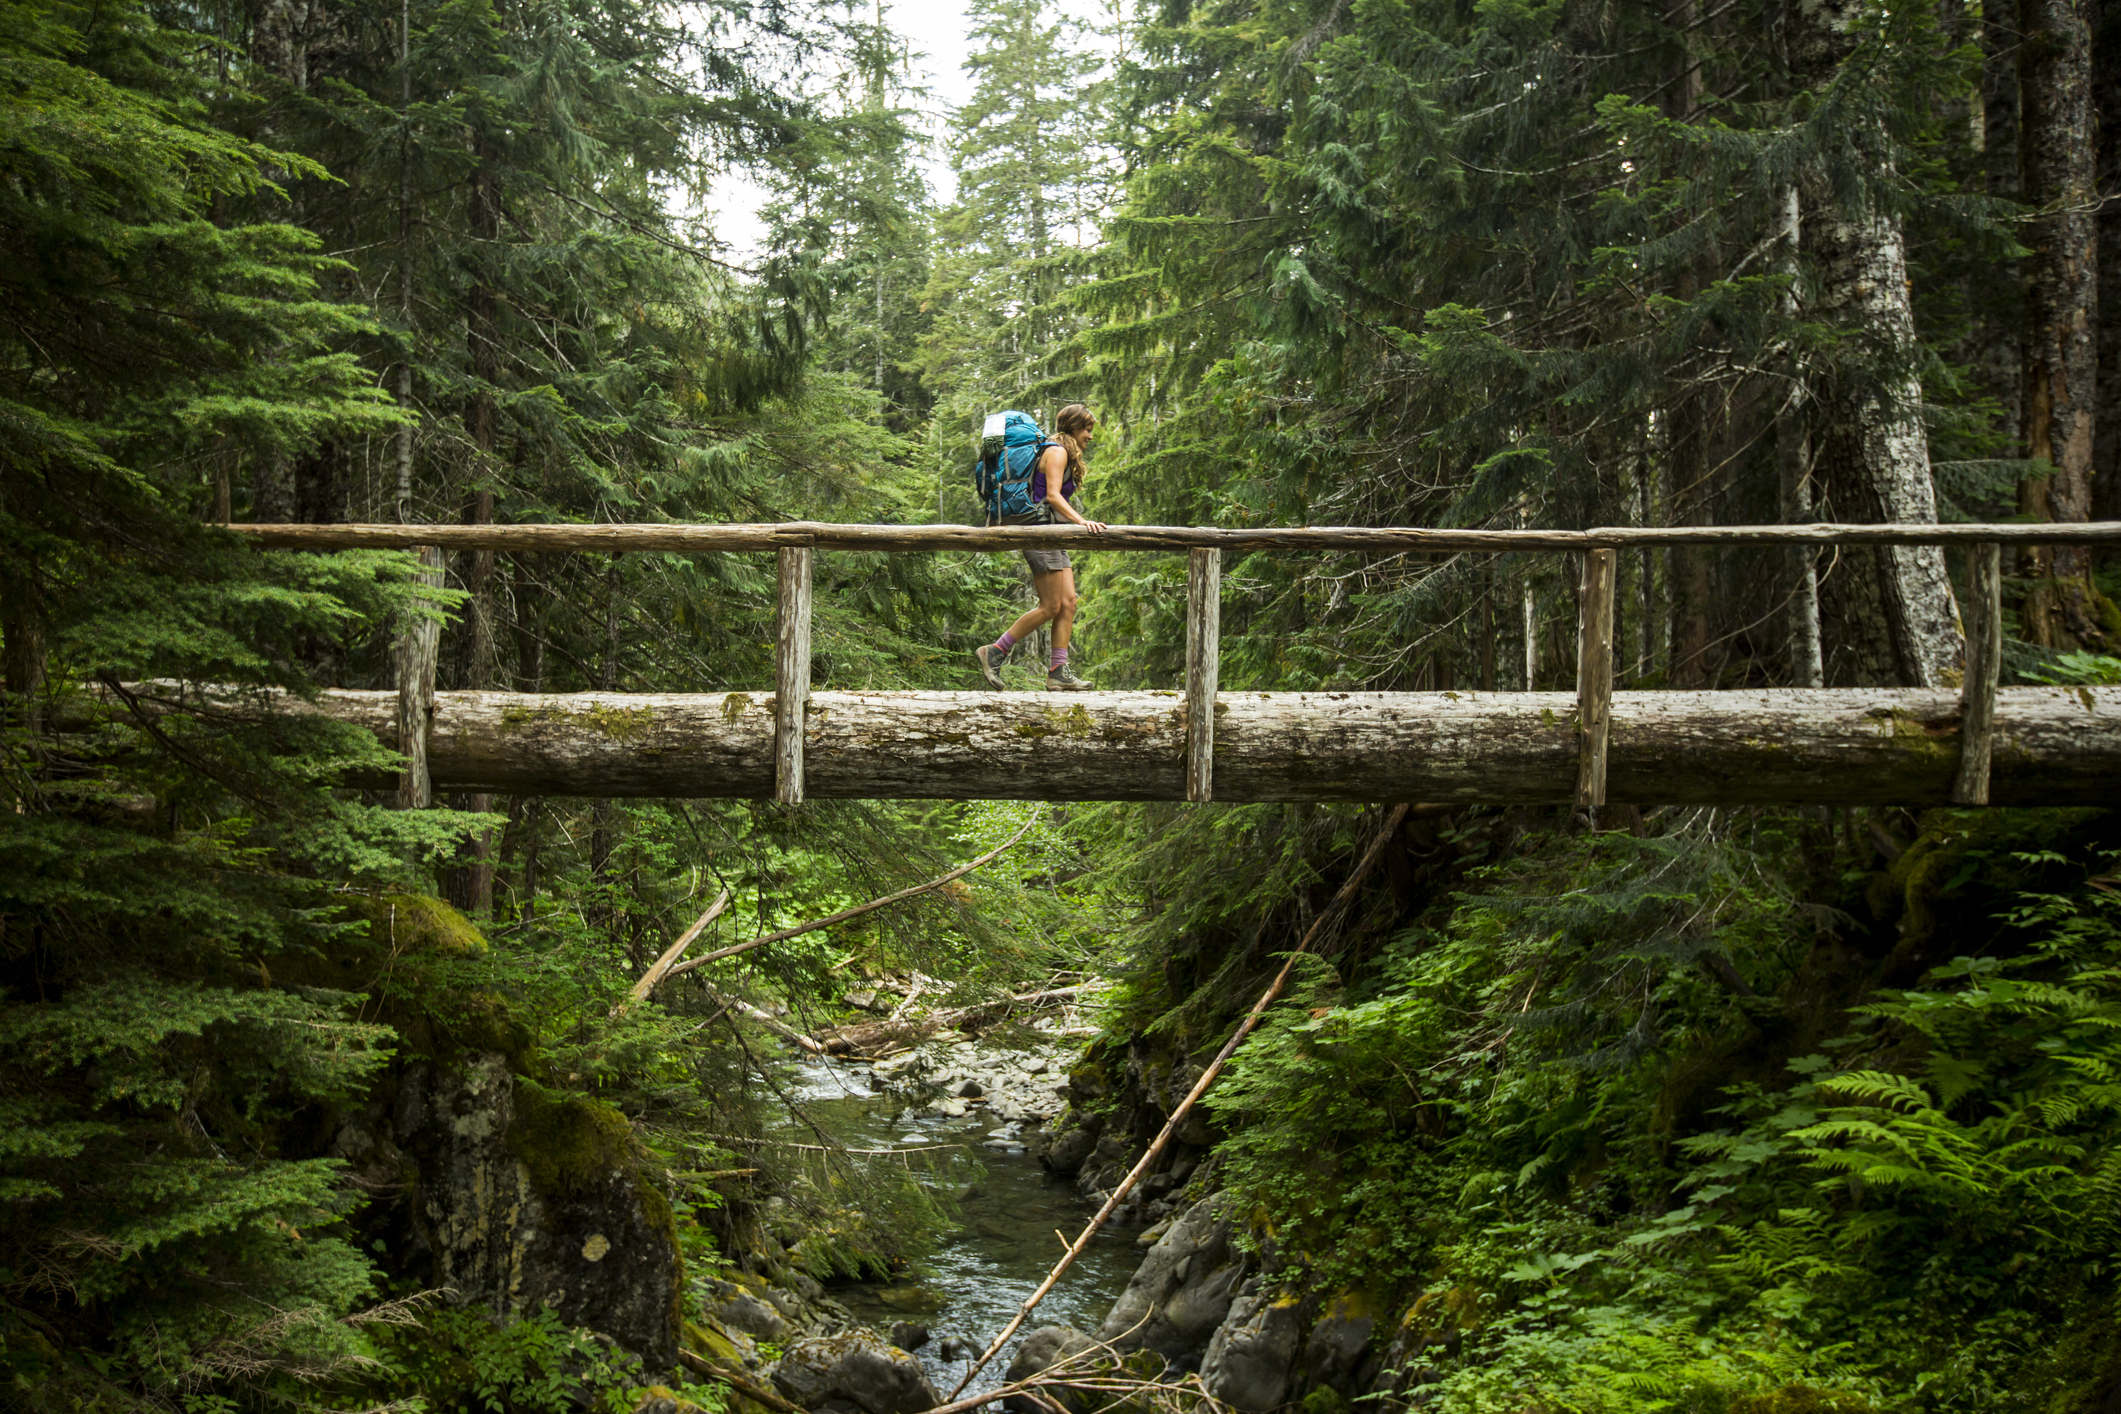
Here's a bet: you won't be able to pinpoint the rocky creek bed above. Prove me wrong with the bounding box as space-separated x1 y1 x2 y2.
757 1025 1143 1400
669 1020 1401 1414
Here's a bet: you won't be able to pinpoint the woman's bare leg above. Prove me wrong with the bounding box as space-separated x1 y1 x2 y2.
1004 569 1073 644
1046 569 1078 659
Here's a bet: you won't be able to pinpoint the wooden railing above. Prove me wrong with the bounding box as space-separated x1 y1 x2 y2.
231 520 2121 815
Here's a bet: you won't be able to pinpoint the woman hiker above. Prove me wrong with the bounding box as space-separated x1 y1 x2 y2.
974 403 1106 691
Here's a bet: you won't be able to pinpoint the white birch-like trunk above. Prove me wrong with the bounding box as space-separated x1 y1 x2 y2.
1804 190 1962 687
1794 0 1962 687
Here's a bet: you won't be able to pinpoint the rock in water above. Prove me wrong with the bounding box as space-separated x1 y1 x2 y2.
703 1284 791 1344
889 1322 930 1352
772 1331 940 1414
1002 1326 1098 1414
1038 1125 1096 1175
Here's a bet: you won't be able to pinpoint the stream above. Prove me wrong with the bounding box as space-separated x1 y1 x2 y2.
780 1056 1141 1394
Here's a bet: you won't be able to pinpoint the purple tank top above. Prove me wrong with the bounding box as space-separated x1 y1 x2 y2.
1029 444 1076 507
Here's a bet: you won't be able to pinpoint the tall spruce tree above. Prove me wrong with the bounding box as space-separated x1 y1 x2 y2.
0 3 463 1403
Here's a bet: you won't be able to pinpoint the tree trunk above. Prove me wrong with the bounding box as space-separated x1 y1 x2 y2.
445 123 505 914
588 555 621 934
1979 0 2026 433
1668 397 1716 689
2088 0 2121 532
186 684 2121 808
1793 0 1961 688
393 546 444 811
1801 190 1960 686
2 557 44 738
2016 0 2105 647
1776 186 1825 687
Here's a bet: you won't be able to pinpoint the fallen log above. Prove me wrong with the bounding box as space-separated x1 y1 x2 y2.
88 684 2121 805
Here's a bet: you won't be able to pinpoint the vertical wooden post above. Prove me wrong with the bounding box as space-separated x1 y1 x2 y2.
1185 547 1221 803
1575 548 1617 824
395 544 443 810
1952 542 2003 805
774 545 813 806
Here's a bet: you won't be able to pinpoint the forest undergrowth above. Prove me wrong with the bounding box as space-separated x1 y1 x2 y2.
1075 798 2121 1412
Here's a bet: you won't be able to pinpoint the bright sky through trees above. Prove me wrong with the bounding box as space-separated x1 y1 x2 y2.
706 0 1110 258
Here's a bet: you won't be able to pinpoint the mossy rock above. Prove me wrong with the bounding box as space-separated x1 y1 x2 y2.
266 891 529 1061
683 1317 748 1367
343 890 487 956
507 1084 641 1199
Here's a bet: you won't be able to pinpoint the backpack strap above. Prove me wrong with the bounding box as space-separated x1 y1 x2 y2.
1032 440 1064 520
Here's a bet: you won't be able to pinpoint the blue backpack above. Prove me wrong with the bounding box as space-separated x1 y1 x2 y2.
973 411 1056 521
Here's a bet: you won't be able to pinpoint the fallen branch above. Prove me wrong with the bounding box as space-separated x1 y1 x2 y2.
707 983 824 1054
675 1349 804 1413
666 813 1040 980
885 973 932 1023
928 1324 1227 1414
949 803 1415 1397
614 886 732 1015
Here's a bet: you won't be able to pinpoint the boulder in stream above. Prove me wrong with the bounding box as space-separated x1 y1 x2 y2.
771 1330 939 1414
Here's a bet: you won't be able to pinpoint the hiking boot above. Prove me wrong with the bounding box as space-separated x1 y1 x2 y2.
974 643 1009 690
1045 664 1096 691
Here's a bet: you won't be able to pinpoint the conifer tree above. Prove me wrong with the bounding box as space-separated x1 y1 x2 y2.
914 0 1116 522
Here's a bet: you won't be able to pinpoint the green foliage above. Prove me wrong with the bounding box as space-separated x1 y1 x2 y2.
2025 652 2121 686
367 1306 649 1414
1172 811 2121 1410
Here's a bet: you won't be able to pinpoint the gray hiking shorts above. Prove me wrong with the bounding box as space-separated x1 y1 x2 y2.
993 511 1073 576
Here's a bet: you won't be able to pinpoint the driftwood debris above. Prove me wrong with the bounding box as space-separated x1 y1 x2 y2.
128 683 2121 806
813 982 1107 1055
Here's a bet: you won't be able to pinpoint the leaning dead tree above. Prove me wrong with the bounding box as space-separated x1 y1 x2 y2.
614 814 1041 1016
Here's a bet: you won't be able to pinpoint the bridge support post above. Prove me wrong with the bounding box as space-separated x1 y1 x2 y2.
394 544 443 810
1186 547 1221 803
1575 548 1617 824
1952 542 2002 805
775 545 813 806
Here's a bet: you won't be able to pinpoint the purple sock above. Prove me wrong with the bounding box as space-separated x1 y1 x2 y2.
993 631 1017 655
1050 645 1068 671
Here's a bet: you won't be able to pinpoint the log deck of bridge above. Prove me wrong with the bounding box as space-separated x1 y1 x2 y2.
230 520 2121 813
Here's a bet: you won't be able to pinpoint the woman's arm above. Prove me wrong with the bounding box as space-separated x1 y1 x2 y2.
1040 446 1107 533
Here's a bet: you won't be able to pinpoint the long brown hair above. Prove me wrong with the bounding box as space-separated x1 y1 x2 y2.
1052 404 1096 482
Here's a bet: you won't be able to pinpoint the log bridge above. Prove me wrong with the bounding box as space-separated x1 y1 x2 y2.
234 520 2121 812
